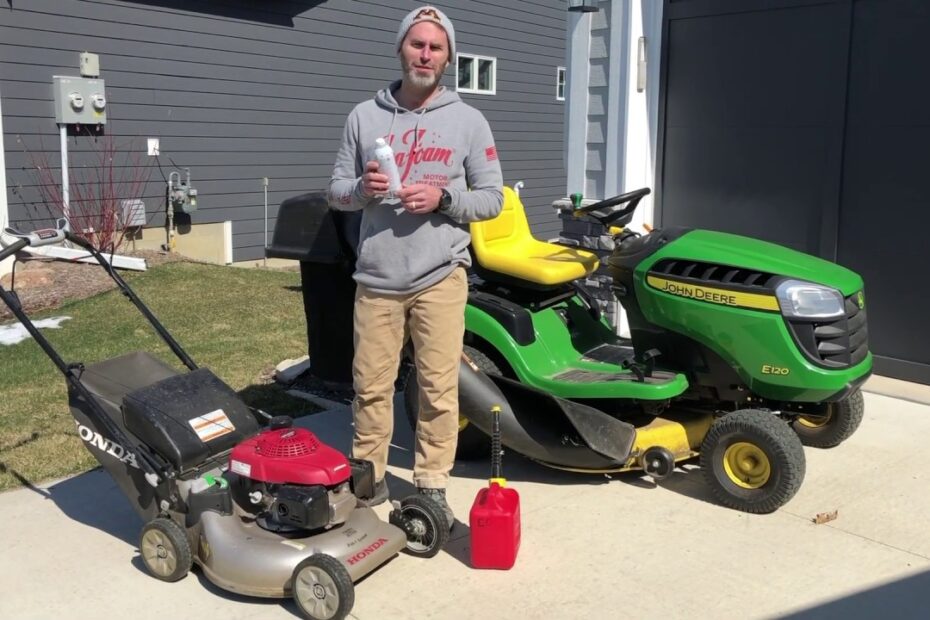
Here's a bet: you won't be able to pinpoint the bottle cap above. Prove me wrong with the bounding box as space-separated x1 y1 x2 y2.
375 137 387 147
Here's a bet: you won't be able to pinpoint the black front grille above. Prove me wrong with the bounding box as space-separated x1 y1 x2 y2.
786 294 869 368
650 259 777 290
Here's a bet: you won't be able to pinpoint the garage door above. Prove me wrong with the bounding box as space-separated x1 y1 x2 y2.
657 0 930 384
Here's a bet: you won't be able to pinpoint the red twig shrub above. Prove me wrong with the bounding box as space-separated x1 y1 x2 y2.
27 135 154 253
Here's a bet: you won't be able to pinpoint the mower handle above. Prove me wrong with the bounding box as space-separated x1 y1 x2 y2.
3 218 69 249
0 237 28 263
573 187 651 226
0 223 200 489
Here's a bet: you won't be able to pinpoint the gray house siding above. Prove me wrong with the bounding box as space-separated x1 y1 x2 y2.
566 1 642 211
2 0 567 261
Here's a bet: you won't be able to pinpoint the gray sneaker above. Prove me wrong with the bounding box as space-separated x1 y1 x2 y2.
356 478 389 507
417 487 454 530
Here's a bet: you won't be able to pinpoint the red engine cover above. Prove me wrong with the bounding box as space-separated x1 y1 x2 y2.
229 426 351 486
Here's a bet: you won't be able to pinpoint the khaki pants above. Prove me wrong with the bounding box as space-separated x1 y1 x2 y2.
351 267 467 488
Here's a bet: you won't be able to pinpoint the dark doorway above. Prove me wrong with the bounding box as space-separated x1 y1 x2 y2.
657 0 930 384
835 0 930 383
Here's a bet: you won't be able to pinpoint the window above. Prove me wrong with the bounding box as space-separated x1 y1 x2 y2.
457 53 496 95
556 66 566 101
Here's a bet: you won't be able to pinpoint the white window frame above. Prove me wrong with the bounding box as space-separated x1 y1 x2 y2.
456 53 497 95
556 66 566 101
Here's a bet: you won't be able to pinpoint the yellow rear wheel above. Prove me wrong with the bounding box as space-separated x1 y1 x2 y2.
791 389 865 448
795 412 830 429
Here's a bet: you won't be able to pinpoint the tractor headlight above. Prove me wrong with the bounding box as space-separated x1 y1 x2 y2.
775 280 845 319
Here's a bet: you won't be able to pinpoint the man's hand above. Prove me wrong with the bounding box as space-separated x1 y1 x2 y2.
360 161 391 197
396 184 442 215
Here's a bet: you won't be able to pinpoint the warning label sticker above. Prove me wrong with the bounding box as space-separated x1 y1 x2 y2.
188 409 235 442
230 459 251 477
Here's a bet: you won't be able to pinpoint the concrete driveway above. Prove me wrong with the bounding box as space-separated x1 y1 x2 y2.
1 389 928 619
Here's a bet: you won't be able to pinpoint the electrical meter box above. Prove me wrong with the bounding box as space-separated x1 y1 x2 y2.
53 76 107 125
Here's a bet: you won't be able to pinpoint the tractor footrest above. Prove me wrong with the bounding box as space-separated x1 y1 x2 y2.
554 368 678 385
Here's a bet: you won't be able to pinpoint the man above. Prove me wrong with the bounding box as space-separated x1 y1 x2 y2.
328 6 503 527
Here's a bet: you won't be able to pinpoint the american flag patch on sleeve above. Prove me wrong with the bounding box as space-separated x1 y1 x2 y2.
485 146 498 161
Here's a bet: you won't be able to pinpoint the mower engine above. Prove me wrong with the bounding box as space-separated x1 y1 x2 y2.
229 419 359 534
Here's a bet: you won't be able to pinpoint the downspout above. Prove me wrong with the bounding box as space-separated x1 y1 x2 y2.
0 84 12 279
622 0 664 228
565 8 593 197
604 0 631 199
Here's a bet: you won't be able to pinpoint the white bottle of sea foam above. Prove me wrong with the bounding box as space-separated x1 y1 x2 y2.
373 138 403 196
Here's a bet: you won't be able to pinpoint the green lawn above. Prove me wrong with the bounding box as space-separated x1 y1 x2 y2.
0 262 320 492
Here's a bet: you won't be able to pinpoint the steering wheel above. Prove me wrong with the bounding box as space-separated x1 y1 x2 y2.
573 187 651 227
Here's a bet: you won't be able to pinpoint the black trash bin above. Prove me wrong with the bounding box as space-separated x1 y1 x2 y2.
266 192 361 388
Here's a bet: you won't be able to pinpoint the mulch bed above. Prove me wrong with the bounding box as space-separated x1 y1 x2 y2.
0 249 186 321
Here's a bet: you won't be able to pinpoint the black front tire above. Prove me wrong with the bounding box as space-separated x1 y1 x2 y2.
792 388 864 448
139 517 192 583
404 345 496 460
700 409 806 514
399 495 450 558
291 554 354 620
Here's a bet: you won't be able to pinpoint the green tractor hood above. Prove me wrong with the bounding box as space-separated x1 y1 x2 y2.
656 230 863 295
631 228 870 402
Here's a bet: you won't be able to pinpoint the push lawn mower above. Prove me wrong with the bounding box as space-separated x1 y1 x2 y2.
0 223 449 620
403 187 872 514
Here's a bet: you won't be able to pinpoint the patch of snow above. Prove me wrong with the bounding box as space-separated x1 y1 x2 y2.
0 316 72 346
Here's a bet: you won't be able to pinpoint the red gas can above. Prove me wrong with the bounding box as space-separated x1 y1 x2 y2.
469 481 521 569
469 405 521 569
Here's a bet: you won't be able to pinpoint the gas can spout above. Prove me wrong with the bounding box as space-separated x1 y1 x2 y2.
490 405 505 486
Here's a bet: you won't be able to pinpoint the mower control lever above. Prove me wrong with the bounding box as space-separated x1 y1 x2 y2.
621 357 645 382
638 349 661 376
622 348 662 382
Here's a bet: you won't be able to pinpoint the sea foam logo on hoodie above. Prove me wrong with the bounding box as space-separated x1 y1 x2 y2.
388 129 454 183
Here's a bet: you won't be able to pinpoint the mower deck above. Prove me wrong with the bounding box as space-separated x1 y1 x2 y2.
196 506 406 597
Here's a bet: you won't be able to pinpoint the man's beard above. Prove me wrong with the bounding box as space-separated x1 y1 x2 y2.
403 64 442 90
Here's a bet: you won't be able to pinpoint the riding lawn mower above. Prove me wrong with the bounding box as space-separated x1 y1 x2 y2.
402 187 872 514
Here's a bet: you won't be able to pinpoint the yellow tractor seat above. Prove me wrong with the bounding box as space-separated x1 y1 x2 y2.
470 187 600 287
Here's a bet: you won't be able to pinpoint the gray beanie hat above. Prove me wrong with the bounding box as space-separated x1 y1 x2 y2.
396 6 456 58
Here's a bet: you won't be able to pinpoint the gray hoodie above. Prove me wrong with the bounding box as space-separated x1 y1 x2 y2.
328 82 503 294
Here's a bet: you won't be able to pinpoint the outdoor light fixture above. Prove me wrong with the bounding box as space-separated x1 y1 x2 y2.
567 0 599 12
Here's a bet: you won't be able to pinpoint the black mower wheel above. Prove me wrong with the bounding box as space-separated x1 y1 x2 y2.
291 554 354 620
641 446 676 480
139 517 192 583
791 388 865 448
700 409 806 514
404 344 497 460
399 495 450 558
